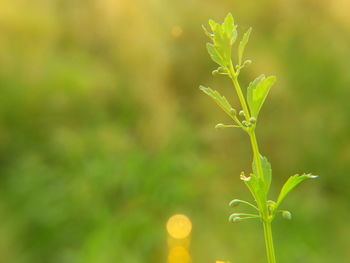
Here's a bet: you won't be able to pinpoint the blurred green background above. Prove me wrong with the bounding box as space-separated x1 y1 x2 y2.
0 0 349 262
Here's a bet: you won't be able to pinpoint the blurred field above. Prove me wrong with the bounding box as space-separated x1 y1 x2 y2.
0 0 350 262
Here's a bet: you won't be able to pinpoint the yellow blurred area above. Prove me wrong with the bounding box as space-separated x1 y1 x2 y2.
167 214 192 263
171 26 183 38
168 246 191 263
167 214 192 239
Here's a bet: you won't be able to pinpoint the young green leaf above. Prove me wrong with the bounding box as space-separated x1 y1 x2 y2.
213 30 231 66
202 25 213 39
209 19 218 32
238 27 252 66
240 172 266 211
276 173 318 207
206 43 224 66
222 13 237 45
222 13 234 36
247 75 276 118
252 155 272 193
204 14 237 68
199 85 235 118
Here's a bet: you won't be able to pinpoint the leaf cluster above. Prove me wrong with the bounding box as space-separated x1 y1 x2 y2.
203 13 237 68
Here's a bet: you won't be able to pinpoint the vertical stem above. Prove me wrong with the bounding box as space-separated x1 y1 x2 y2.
229 72 277 263
249 130 268 218
263 221 276 263
228 64 264 184
228 63 250 121
249 130 265 184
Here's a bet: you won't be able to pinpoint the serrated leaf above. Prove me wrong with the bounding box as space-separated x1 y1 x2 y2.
204 14 237 67
247 75 276 118
252 155 272 193
277 173 318 207
238 27 252 65
213 30 230 65
199 85 234 118
206 43 224 66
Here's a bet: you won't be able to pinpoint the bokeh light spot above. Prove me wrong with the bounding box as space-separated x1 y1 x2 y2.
171 26 183 37
168 246 191 263
166 214 192 239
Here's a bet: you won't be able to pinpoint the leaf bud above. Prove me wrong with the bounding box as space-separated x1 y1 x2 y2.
215 123 225 129
267 200 277 213
243 60 252 66
232 217 242 223
240 172 251 182
239 110 245 117
229 214 242 223
249 117 256 124
217 67 227 73
230 108 236 115
229 199 241 207
212 69 219 75
282 210 292 220
305 174 319 179
267 200 276 207
212 67 227 76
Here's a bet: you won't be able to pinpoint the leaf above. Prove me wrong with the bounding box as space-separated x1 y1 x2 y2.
252 155 272 193
240 172 266 209
202 25 213 39
222 13 237 45
247 75 276 118
232 26 238 43
206 43 224 66
276 174 318 207
209 19 218 32
199 86 234 118
238 27 252 65
222 13 234 36
204 14 237 67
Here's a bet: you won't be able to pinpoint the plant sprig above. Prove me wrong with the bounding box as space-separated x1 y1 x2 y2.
199 13 318 263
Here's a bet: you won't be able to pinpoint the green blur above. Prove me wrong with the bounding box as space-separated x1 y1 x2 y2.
0 1 349 263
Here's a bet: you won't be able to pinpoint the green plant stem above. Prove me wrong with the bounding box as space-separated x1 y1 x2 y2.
229 71 277 263
228 64 265 184
263 220 276 263
228 63 250 121
249 130 265 184
228 66 265 186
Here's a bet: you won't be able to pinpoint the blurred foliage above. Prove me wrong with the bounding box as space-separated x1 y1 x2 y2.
0 0 350 262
